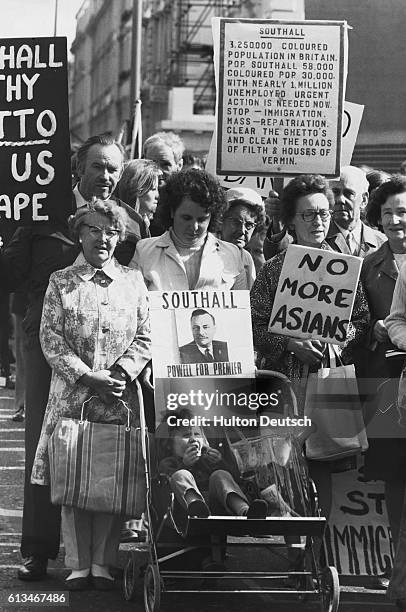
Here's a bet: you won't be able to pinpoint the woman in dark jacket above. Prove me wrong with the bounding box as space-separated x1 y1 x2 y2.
251 174 369 522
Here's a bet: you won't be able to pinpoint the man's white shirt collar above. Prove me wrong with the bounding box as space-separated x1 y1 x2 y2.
335 219 362 243
73 184 89 209
197 344 213 356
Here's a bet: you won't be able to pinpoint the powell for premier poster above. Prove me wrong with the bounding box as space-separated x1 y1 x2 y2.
150 289 257 426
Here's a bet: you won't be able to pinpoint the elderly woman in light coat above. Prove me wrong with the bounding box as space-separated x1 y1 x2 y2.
31 200 151 591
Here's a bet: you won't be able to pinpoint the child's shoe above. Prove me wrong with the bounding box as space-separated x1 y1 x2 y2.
187 499 210 518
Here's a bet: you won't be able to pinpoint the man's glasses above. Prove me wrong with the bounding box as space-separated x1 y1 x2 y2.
83 224 120 239
295 210 331 222
225 217 257 231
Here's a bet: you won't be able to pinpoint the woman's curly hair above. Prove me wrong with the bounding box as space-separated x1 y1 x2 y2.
157 168 227 232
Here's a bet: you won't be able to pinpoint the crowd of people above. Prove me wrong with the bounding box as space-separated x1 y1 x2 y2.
2 129 406 608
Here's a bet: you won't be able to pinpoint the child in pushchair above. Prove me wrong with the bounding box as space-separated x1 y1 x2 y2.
123 376 339 612
157 408 268 521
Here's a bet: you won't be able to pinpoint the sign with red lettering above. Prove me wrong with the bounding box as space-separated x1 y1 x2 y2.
216 19 348 177
268 245 362 346
0 37 71 233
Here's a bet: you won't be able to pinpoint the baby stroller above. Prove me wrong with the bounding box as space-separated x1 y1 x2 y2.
122 370 340 612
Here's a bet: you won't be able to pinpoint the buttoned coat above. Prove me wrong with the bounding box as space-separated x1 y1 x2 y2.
130 231 248 290
31 253 151 486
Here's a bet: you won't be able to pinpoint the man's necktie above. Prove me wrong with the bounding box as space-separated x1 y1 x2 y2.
205 349 214 362
346 232 356 255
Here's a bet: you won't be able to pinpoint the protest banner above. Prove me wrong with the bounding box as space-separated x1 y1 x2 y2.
326 457 393 576
150 289 256 380
149 289 275 428
215 19 348 177
268 245 362 346
0 37 71 234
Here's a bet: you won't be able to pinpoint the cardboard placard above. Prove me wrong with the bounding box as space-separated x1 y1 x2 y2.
0 37 71 233
150 289 256 379
216 19 348 177
326 458 393 576
149 290 271 428
268 245 362 346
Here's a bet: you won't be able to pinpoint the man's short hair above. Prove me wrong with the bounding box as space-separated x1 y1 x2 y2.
76 132 126 173
143 131 185 165
190 309 215 324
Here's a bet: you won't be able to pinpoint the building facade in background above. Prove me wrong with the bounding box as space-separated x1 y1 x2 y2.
69 0 406 170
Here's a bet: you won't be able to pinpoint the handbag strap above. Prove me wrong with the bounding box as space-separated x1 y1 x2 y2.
325 344 345 368
327 344 337 368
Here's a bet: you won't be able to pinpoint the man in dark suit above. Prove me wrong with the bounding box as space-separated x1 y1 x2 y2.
263 165 386 260
179 309 229 363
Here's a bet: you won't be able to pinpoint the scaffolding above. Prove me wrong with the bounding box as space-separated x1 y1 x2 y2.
142 0 243 115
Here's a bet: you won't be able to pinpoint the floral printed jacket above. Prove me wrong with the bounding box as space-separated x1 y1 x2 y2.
31 252 151 485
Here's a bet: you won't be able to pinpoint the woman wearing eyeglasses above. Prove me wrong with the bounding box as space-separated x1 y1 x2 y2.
220 187 266 288
30 200 151 591
250 174 369 520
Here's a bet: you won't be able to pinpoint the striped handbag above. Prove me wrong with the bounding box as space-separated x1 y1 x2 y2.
48 395 147 517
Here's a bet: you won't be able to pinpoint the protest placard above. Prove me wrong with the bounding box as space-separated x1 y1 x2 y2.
0 37 71 233
150 289 255 379
326 458 393 576
216 19 348 177
268 245 362 346
149 289 271 428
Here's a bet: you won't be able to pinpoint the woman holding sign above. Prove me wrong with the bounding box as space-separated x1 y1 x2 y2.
250 174 369 520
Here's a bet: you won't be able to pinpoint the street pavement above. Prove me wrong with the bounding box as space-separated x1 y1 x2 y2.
0 386 398 611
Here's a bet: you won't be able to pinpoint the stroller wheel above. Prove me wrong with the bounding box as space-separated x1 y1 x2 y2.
144 563 161 612
320 566 340 612
123 551 143 601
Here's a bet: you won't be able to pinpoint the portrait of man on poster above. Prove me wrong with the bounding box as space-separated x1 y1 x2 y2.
179 309 229 364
